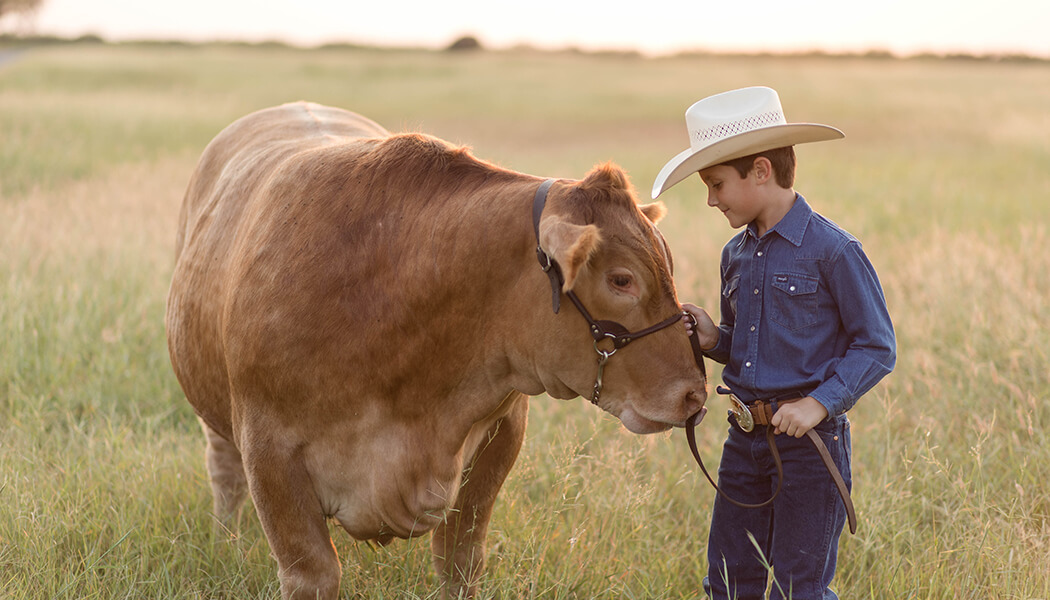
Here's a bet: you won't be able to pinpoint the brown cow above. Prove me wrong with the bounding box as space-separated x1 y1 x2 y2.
165 101 707 599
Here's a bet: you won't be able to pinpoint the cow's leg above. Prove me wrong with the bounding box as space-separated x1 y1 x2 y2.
240 425 341 600
200 418 249 532
432 394 528 598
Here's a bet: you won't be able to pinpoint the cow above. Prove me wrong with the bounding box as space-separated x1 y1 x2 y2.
165 101 707 599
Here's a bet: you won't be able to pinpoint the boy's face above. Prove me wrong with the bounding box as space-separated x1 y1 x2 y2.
698 164 761 229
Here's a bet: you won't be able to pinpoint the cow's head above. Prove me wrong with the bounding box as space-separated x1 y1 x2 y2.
534 164 707 433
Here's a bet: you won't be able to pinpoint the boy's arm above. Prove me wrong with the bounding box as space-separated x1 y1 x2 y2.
809 241 897 417
700 248 735 364
681 244 735 363
704 315 734 364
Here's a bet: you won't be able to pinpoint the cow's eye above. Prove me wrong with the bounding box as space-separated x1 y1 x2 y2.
607 271 634 292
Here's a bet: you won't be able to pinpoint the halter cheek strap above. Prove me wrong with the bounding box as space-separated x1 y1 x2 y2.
532 178 562 313
531 179 699 404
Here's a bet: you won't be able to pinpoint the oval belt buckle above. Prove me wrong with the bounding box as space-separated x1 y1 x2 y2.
727 393 754 432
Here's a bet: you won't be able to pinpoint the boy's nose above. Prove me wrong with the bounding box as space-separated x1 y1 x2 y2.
707 194 717 207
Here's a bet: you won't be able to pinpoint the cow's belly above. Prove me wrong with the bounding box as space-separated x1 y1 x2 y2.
303 411 500 541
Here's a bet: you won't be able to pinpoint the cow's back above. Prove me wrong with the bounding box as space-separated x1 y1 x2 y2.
174 102 387 259
166 102 388 437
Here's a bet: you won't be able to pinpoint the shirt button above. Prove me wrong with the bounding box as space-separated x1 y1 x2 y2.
750 325 756 332
789 285 796 292
753 288 759 295
757 251 763 257
745 361 752 367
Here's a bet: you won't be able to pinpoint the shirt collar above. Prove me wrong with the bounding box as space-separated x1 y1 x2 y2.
745 193 811 247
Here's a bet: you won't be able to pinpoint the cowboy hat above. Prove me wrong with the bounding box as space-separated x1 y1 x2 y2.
651 86 844 199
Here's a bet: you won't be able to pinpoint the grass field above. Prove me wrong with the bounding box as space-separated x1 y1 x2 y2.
2 42 1049 599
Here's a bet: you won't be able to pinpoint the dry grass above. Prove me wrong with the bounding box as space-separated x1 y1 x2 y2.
2 43 1049 599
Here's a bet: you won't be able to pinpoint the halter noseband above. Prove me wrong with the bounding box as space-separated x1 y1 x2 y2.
531 179 699 405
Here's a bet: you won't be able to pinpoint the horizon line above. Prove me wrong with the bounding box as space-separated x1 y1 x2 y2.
3 31 1049 63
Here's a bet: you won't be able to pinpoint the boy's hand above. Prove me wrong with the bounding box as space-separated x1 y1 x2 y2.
681 303 719 351
770 397 829 437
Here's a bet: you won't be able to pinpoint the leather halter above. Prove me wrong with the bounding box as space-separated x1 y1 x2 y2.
531 179 698 405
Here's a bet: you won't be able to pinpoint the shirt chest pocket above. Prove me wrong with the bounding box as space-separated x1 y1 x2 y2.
723 274 741 319
770 272 819 331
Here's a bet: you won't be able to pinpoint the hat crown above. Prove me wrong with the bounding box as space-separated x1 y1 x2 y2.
650 85 842 199
686 86 787 151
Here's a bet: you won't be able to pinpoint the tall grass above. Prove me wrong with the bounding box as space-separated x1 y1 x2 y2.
1 43 1049 598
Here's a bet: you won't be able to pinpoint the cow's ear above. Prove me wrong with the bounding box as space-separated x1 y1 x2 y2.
639 201 667 224
539 216 602 292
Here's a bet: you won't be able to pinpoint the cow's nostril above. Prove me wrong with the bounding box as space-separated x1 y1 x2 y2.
685 389 707 414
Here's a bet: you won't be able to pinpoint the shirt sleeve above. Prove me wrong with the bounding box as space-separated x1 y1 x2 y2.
810 241 897 416
704 245 734 365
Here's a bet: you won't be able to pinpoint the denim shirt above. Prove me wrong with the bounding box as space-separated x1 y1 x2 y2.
704 194 896 417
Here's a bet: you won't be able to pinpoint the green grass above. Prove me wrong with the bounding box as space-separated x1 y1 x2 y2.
2 43 1049 599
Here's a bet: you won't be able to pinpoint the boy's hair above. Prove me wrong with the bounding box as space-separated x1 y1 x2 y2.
722 146 796 188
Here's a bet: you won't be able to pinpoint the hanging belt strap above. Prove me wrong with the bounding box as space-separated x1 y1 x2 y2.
740 395 857 535
686 393 858 534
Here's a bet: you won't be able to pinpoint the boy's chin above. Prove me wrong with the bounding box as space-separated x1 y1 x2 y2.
725 215 747 229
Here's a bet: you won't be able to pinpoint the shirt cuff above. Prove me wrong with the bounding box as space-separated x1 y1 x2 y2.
810 377 852 417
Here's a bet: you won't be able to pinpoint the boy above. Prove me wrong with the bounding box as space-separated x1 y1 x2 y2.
652 87 896 599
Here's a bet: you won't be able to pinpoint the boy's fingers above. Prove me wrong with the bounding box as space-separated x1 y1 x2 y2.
771 410 807 438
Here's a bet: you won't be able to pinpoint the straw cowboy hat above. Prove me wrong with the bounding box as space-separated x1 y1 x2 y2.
651 86 844 199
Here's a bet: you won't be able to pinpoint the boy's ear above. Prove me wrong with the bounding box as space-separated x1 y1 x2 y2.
752 156 773 183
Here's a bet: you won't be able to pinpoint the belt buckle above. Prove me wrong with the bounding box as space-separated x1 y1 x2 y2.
727 393 754 432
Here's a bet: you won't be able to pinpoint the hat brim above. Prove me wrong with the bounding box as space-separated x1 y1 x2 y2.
650 123 844 199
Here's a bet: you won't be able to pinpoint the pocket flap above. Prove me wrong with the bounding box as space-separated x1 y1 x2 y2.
723 274 741 298
772 273 818 295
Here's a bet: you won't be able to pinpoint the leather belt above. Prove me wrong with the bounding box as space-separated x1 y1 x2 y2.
686 388 858 535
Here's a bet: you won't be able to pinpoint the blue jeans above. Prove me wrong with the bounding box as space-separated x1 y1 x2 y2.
704 414 852 600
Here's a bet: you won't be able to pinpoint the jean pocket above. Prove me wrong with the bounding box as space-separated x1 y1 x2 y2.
770 272 818 330
813 417 852 482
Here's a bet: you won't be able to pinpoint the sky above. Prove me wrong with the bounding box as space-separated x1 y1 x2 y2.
14 0 1050 58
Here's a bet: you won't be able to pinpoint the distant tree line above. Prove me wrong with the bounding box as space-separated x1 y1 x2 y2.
446 36 481 51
